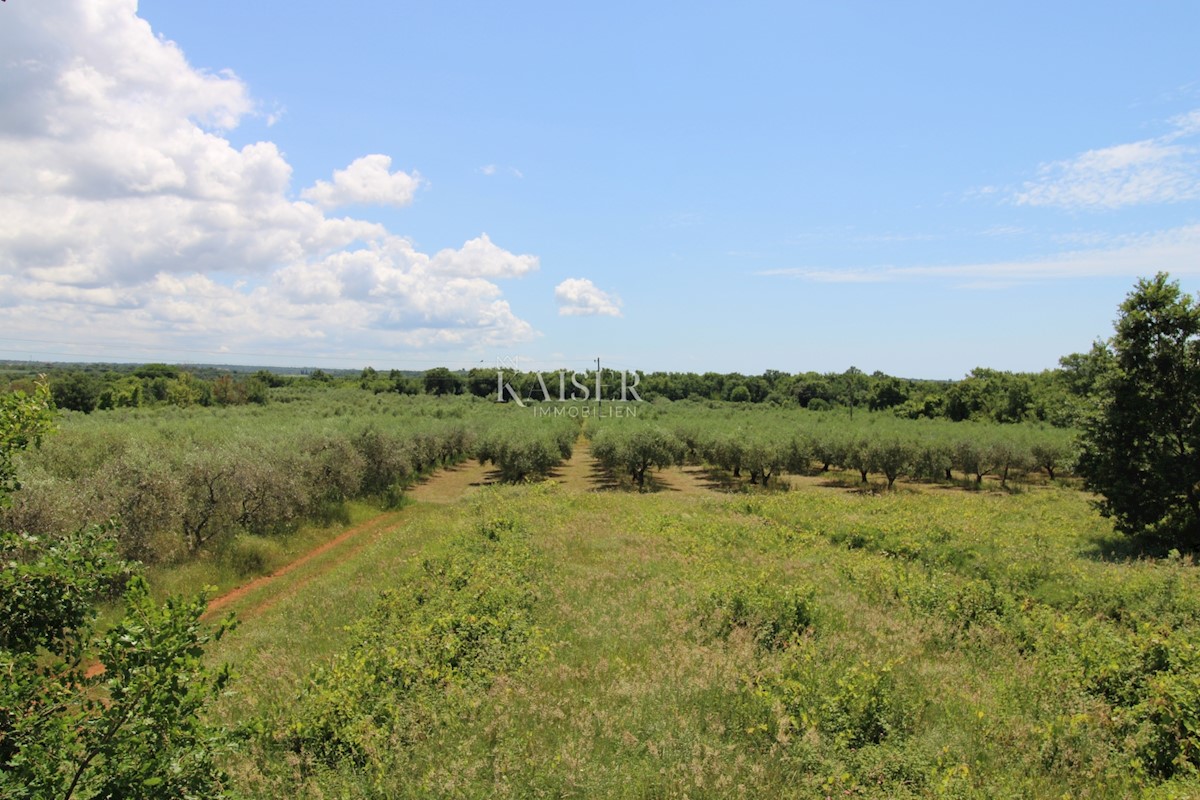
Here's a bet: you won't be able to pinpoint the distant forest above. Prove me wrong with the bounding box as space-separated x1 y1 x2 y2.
2 350 1106 429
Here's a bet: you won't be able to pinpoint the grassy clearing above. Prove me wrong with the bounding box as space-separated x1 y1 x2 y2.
205 480 1200 798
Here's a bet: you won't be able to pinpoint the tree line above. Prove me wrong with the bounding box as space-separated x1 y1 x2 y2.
7 353 1110 430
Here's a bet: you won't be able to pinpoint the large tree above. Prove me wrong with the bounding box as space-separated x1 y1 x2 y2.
1078 273 1200 546
423 366 464 396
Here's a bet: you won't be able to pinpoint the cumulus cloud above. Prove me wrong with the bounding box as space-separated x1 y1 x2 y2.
0 0 538 360
429 234 539 278
554 278 622 317
1014 112 1200 209
300 154 423 209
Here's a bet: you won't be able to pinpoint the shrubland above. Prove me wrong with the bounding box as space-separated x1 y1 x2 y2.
210 482 1200 798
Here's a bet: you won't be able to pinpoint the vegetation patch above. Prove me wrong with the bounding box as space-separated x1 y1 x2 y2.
698 578 817 651
256 499 544 782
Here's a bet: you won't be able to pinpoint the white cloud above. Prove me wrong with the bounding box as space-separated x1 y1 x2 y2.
300 154 423 209
478 164 523 178
0 0 538 361
554 278 622 317
429 233 539 278
758 224 1200 285
1014 112 1200 209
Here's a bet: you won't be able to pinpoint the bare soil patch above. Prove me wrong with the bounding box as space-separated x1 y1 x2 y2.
407 459 495 503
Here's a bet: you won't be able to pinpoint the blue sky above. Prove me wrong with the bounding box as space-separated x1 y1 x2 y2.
2 1 1199 378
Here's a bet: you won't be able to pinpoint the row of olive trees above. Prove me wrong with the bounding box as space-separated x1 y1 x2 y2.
589 410 1077 491
2 423 476 563
662 404 1079 489
796 426 1075 489
475 416 577 482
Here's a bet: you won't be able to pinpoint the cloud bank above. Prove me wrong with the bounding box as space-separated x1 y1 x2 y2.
0 0 538 363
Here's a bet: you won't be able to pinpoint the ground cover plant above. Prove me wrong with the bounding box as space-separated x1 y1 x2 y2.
5 382 1200 797
203 479 1200 798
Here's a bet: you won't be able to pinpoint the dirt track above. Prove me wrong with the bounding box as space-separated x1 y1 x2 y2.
203 444 717 623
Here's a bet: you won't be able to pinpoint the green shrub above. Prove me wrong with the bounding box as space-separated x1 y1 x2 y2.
224 534 283 578
700 579 816 650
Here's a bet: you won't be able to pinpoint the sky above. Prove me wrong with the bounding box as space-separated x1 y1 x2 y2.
2 1 1200 379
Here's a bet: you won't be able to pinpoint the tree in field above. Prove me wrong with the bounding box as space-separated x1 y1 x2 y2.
423 366 464 396
728 384 751 403
743 438 785 486
592 427 682 490
1078 273 1200 546
869 437 914 490
50 371 102 413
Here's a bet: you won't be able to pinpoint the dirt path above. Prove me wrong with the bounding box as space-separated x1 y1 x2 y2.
197 445 719 628
407 459 495 503
201 510 403 620
546 439 614 491
652 464 732 495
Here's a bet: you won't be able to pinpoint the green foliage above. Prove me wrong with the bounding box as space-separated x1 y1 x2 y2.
275 506 542 771
0 380 54 506
476 416 574 483
2 390 486 561
0 526 130 653
0 383 237 798
590 423 683 489
51 371 102 413
729 384 751 403
1079 273 1200 546
0 535 236 798
770 652 910 749
699 579 816 650
423 366 465 396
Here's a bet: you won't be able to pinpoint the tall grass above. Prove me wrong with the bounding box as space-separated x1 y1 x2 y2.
212 480 1200 798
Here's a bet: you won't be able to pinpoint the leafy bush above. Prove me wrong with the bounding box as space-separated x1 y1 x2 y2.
699 579 816 650
1 383 237 797
279 508 542 768
757 645 912 750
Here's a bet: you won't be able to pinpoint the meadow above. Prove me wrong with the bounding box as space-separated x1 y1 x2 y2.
6 386 1199 797
216 473 1200 798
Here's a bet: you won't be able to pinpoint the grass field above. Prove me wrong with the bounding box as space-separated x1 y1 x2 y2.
200 466 1200 798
